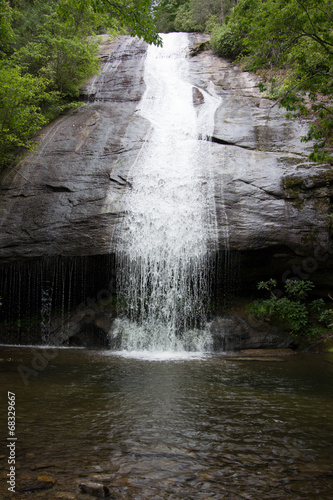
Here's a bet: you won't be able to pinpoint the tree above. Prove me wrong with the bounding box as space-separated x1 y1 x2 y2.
58 0 162 45
0 65 49 167
0 0 162 169
153 0 231 33
153 0 185 32
0 0 15 56
12 11 100 98
213 0 333 162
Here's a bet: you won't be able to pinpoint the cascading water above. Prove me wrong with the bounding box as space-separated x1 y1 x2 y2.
115 33 220 354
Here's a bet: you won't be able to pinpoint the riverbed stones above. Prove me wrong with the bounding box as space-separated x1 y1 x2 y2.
17 475 56 493
79 481 112 498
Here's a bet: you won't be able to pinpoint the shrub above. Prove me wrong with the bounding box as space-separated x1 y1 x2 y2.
210 24 242 59
247 279 333 339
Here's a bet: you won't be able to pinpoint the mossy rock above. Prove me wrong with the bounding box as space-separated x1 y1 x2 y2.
189 41 210 57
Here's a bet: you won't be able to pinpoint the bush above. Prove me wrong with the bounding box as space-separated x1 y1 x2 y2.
210 24 242 59
247 279 333 339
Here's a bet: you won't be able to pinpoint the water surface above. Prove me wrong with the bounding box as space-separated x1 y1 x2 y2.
1 347 333 499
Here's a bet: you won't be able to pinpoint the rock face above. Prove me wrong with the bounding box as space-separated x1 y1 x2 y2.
0 33 332 281
188 36 333 259
0 36 149 262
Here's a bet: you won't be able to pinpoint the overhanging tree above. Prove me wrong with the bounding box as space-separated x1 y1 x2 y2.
227 0 333 162
58 0 162 45
0 0 162 169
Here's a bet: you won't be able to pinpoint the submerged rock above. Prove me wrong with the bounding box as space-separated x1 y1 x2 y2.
79 481 112 498
17 475 56 493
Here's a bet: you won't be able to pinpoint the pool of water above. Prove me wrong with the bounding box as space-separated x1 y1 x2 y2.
1 347 333 499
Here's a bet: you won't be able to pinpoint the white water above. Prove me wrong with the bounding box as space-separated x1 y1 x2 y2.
115 33 220 354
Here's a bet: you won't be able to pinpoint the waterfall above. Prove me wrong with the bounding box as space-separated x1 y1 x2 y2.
115 33 220 353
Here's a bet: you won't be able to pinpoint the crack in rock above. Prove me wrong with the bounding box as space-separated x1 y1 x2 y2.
109 174 132 188
234 179 284 200
45 184 73 193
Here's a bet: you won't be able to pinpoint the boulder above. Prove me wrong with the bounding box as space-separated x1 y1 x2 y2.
79 481 112 498
210 314 295 352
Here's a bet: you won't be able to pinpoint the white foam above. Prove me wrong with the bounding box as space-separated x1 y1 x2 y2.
103 349 209 361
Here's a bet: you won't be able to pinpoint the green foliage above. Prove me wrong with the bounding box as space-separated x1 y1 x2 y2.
211 24 243 58
204 14 220 34
153 0 184 32
0 0 15 56
58 0 162 46
309 298 333 332
0 0 161 169
248 279 333 339
154 0 235 33
273 298 309 332
13 30 99 98
284 279 315 300
257 278 277 292
174 3 195 32
0 64 49 167
214 0 333 162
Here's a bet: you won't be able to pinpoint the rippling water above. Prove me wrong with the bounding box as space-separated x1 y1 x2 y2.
1 347 333 499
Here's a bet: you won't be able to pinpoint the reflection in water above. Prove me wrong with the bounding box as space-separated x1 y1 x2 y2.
0 348 333 498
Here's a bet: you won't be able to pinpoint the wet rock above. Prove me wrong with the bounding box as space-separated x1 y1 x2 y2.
240 348 295 356
304 334 333 352
0 36 148 263
0 31 332 318
0 34 331 267
37 475 56 484
192 87 205 106
189 39 210 57
46 305 116 347
79 481 112 498
31 463 56 470
188 33 332 260
17 475 55 492
68 324 110 348
210 314 295 352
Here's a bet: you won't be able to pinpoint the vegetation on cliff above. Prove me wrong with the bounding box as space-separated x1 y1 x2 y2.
2 0 332 167
0 0 160 169
154 0 333 163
